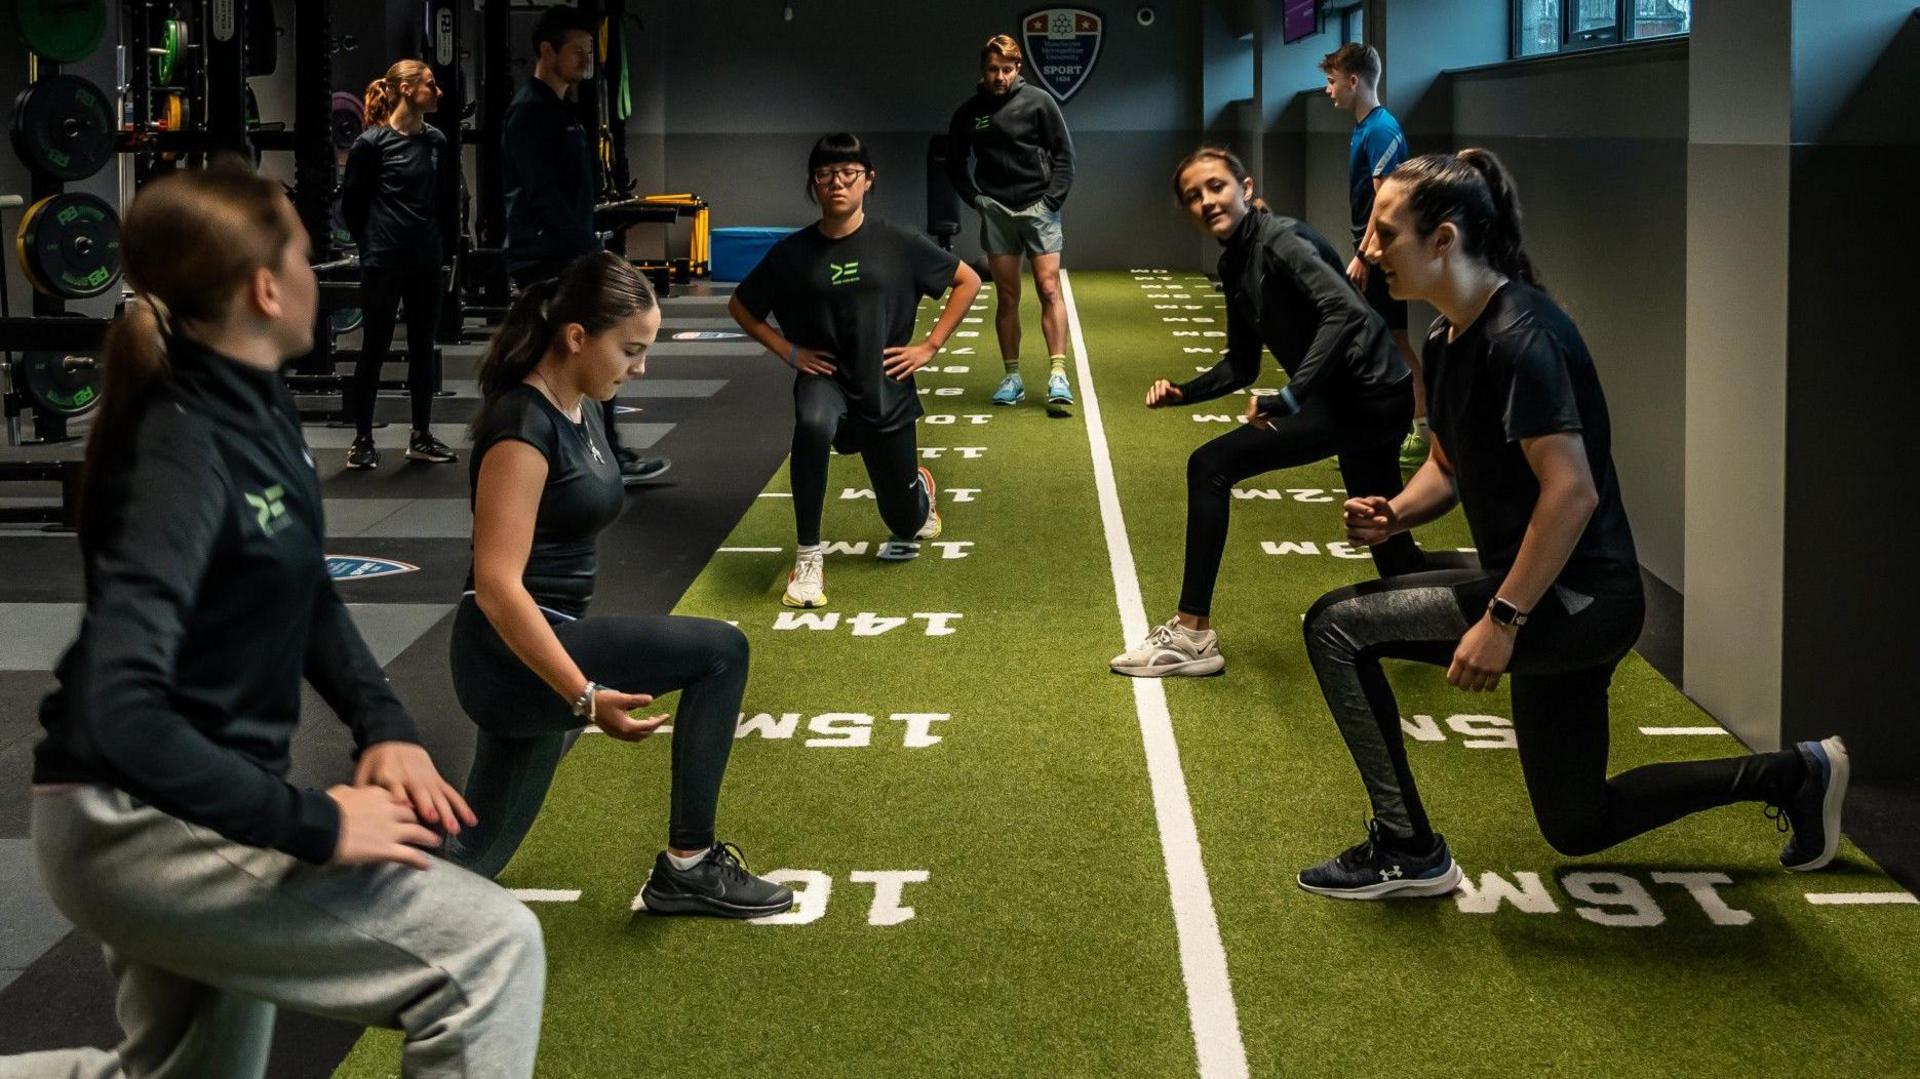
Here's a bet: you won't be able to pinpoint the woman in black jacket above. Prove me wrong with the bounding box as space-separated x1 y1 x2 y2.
340 58 459 471
13 163 544 1078
1111 147 1438 679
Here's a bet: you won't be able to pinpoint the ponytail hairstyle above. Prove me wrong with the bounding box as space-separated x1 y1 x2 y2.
363 59 431 129
81 158 294 543
1389 148 1540 288
473 251 656 432
1169 146 1266 211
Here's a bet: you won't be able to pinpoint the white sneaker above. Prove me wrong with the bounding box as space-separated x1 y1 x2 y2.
1110 617 1225 677
782 549 826 608
879 467 942 561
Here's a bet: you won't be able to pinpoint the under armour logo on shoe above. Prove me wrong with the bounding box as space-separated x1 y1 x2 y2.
1380 865 1403 881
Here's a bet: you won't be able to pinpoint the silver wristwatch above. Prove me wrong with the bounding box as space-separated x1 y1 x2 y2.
570 681 603 719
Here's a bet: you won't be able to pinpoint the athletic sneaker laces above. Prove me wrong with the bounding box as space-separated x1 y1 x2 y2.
1770 736 1849 871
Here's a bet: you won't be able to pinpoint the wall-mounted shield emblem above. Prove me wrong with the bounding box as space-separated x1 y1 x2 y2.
1021 8 1103 104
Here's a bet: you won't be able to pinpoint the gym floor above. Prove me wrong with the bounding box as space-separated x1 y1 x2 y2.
2 277 1915 1076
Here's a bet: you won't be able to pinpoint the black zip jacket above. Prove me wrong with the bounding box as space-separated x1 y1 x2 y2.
340 123 459 271
502 78 599 275
944 78 1075 211
1178 210 1404 414
33 337 420 864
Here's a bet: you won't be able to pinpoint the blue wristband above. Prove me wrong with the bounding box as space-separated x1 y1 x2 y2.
786 344 798 368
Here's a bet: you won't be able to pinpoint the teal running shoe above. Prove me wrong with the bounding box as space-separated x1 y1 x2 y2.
991 372 1025 406
1046 370 1075 417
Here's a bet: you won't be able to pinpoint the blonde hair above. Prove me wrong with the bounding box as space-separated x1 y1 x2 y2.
363 59 431 128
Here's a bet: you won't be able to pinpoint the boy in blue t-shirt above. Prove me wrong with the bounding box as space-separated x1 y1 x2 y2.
1322 43 1426 472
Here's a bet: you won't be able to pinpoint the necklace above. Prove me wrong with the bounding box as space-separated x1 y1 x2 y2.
530 368 605 466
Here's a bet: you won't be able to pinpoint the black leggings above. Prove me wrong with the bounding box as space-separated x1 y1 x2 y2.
791 375 929 547
1301 569 1804 854
1180 385 1423 617
444 596 749 878
352 264 444 438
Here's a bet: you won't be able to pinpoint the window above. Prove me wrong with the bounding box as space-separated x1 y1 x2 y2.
1512 0 1688 58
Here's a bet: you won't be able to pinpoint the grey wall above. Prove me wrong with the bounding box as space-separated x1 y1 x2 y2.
632 0 1206 271
1452 43 1690 589
625 0 1198 270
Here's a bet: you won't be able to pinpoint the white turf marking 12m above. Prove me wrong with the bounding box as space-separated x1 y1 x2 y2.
1061 270 1250 1079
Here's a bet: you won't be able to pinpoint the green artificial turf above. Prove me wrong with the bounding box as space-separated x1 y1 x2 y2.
337 273 1917 1078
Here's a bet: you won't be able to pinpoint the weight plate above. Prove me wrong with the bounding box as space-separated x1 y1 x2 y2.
158 19 188 84
13 0 109 63
9 75 116 181
20 350 101 416
16 193 122 300
330 91 363 153
330 308 364 336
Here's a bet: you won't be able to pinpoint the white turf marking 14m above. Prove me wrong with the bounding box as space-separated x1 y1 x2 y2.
1062 269 1250 1079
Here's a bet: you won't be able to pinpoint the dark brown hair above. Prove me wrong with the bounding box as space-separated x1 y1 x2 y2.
1170 147 1267 212
474 251 656 431
1390 149 1540 288
81 159 294 540
1320 43 1382 86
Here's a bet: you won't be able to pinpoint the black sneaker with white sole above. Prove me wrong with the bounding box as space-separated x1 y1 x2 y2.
1297 820 1464 900
1772 736 1849 872
617 449 673 487
346 437 379 470
637 842 794 918
405 430 458 464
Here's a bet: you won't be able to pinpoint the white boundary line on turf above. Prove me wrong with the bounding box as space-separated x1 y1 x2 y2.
1061 270 1250 1079
1638 726 1734 736
510 889 582 902
1804 892 1918 906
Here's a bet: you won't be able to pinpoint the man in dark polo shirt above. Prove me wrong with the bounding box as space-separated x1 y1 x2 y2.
503 6 669 485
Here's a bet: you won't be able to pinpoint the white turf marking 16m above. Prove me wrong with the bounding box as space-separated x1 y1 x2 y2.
1062 269 1250 1079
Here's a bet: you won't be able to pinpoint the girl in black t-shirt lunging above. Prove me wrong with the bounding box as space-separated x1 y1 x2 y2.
1294 150 1848 900
448 252 792 918
729 133 982 609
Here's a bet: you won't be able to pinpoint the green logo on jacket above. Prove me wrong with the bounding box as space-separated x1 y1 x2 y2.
829 261 861 286
244 485 292 537
974 115 991 130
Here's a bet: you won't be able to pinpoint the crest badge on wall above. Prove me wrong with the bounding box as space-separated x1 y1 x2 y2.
1020 8 1103 104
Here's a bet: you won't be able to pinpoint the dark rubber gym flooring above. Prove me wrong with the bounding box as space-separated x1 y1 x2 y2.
0 283 1912 1074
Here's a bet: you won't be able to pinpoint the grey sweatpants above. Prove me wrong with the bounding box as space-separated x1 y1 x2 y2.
1 786 545 1079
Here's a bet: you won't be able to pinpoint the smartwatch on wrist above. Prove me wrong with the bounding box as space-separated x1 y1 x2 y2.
570 681 603 719
1487 597 1529 628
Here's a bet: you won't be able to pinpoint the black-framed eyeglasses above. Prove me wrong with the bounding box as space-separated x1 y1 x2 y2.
811 166 868 186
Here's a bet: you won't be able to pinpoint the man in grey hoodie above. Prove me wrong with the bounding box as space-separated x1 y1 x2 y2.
945 34 1077 416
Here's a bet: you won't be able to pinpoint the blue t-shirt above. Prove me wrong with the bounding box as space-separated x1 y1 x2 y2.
1348 105 1407 248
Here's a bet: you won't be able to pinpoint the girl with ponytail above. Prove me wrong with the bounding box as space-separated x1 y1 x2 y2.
449 251 794 918
19 161 545 1076
339 58 460 471
1290 149 1848 900
1109 146 1450 679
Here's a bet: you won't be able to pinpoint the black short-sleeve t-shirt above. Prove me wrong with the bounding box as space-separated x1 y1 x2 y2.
464 384 625 616
1425 282 1640 592
733 217 959 432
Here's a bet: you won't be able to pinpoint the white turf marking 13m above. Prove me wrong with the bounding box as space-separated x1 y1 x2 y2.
1061 270 1250 1079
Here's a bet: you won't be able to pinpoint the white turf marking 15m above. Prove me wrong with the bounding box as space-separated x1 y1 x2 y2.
1061 270 1250 1079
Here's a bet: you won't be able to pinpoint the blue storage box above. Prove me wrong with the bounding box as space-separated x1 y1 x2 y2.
711 226 795 282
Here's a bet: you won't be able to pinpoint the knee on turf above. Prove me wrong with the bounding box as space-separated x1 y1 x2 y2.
1535 812 1611 857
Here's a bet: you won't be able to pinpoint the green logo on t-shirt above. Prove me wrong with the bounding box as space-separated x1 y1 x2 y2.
829 261 862 286
974 115 991 130
244 484 292 537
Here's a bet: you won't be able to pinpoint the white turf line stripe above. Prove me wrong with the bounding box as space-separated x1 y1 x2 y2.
1805 892 1919 906
1062 270 1249 1079
718 547 784 553
510 889 582 902
1638 726 1734 736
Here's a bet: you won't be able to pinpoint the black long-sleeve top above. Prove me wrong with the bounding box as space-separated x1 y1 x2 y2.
1177 210 1405 414
944 78 1075 211
339 123 459 271
33 337 420 865
501 78 599 275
